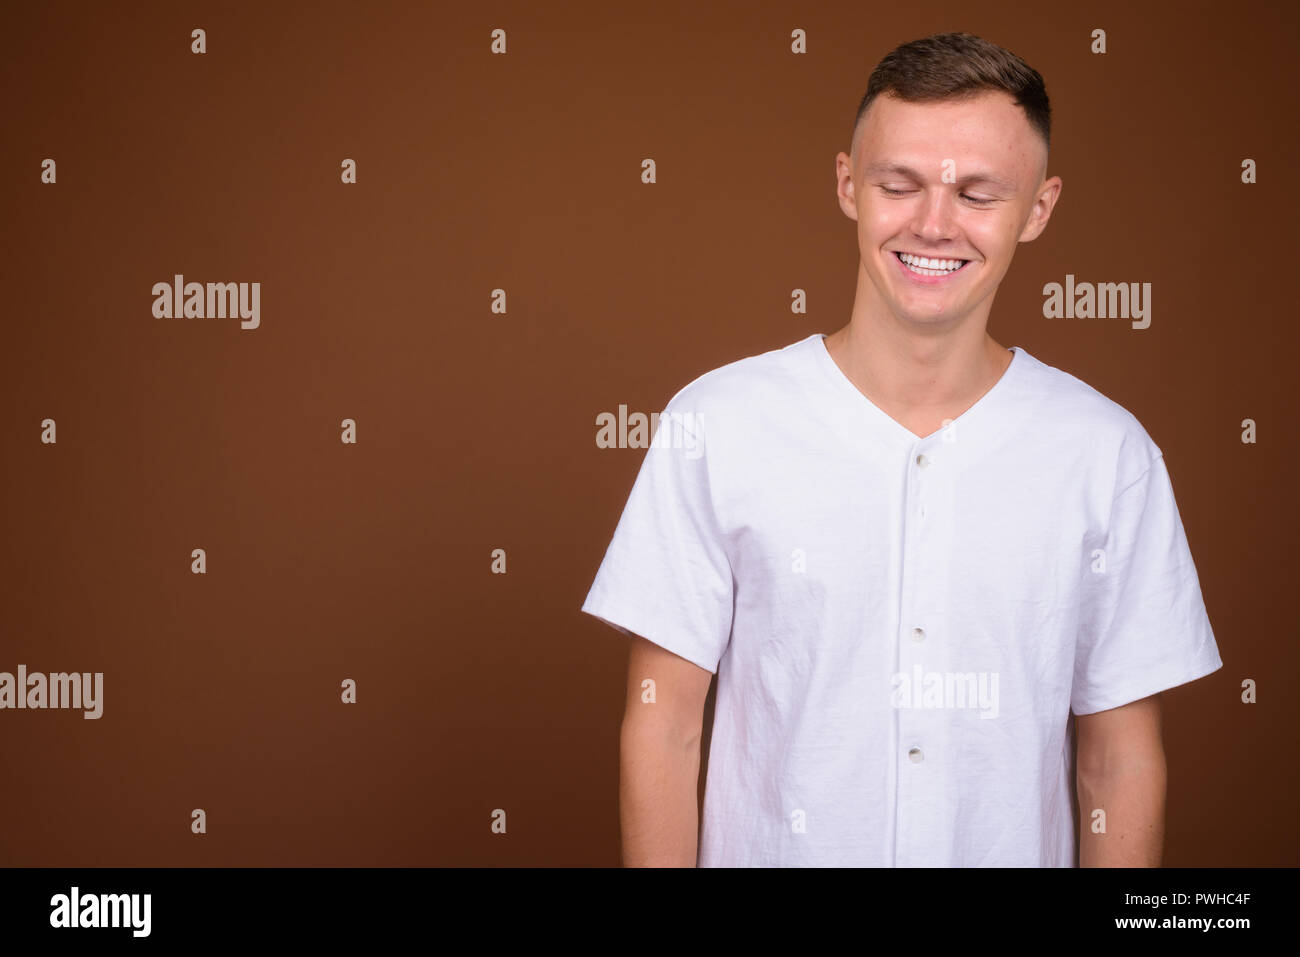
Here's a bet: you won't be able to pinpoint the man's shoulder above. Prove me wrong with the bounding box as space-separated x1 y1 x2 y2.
660 334 818 417
1012 348 1163 479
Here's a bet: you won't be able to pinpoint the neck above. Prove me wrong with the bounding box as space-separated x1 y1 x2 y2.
824 321 1010 411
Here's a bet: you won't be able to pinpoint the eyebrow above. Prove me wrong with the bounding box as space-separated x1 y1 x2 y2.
863 162 1017 192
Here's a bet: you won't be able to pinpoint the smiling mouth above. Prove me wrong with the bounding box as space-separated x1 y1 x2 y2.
893 250 970 277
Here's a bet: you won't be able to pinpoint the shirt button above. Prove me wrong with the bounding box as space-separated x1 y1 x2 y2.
908 747 924 763
915 453 930 468
911 627 925 642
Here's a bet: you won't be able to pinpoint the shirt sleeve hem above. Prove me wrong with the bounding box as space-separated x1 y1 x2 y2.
580 596 721 675
1070 649 1223 716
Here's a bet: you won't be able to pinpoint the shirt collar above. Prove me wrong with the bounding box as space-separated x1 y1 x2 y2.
807 332 1027 451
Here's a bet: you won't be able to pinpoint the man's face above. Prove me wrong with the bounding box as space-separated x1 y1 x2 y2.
837 89 1060 330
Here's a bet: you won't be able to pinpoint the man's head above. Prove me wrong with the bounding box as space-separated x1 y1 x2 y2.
837 32 1062 331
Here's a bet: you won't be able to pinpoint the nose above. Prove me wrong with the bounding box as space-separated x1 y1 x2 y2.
909 190 960 243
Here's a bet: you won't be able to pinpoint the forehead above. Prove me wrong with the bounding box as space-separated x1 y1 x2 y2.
857 90 1042 185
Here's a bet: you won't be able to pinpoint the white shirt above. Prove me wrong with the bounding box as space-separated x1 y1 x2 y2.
581 332 1222 867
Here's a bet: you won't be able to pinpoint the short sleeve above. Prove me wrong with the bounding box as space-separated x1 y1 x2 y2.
580 407 735 674
1071 453 1222 714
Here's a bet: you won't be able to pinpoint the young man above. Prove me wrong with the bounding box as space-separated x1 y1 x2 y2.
581 32 1221 867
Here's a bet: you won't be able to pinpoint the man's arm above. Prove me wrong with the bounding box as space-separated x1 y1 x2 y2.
1075 693 1167 866
619 635 713 867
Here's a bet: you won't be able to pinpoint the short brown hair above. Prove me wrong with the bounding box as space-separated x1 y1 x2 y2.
852 32 1051 156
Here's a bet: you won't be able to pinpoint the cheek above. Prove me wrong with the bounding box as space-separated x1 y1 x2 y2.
860 205 903 241
951 227 993 264
969 216 1022 256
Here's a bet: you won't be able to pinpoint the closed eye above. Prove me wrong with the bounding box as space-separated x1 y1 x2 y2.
880 186 996 206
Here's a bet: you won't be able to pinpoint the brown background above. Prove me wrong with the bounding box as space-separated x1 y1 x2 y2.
1 0 1295 866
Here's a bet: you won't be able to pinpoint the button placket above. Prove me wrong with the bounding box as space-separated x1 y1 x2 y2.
896 439 941 866
906 444 937 647
915 453 930 518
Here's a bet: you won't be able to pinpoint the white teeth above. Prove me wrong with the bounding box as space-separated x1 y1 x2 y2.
896 251 966 277
898 252 965 271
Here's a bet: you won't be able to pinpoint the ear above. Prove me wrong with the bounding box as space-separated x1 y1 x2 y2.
1019 175 1062 243
836 151 859 222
